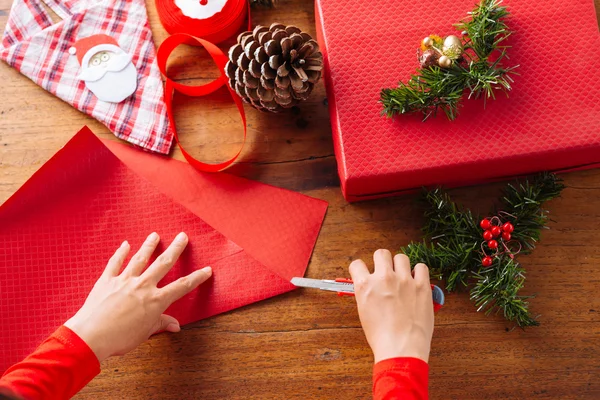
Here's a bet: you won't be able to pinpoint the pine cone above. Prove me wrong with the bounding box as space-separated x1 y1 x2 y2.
225 23 323 112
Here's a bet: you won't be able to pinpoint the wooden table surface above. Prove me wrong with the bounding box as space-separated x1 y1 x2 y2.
1 1 599 398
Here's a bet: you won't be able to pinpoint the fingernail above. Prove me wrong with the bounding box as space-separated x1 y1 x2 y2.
202 266 212 276
175 232 188 242
167 323 180 333
122 240 129 247
148 232 159 242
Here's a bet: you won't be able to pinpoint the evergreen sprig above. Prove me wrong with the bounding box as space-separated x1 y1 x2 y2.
471 255 537 327
499 173 565 252
401 173 564 328
380 0 516 121
456 0 511 60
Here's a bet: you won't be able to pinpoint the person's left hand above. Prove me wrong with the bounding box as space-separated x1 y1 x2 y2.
64 232 212 362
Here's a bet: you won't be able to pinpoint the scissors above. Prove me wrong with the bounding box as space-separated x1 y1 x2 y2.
291 277 445 312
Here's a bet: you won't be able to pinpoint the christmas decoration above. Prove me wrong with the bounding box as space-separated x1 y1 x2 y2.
157 33 248 172
225 23 323 112
478 215 518 266
0 0 172 154
380 0 517 121
401 173 565 328
69 35 138 104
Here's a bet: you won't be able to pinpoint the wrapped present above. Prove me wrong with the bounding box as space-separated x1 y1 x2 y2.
315 0 600 201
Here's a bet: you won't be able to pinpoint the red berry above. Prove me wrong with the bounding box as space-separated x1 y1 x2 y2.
480 219 491 230
482 256 493 267
502 232 511 241
490 226 501 237
487 240 498 249
482 230 493 241
502 222 514 233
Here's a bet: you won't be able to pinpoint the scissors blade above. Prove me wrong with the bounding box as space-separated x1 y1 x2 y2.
291 277 355 293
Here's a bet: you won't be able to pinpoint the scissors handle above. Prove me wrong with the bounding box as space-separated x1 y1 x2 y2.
335 278 353 284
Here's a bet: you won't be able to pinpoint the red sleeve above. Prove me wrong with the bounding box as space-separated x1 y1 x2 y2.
0 326 100 400
373 357 429 400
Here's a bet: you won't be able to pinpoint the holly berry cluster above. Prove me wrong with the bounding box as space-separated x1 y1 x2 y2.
479 217 514 267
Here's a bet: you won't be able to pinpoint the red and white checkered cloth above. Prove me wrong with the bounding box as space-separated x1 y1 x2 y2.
0 0 173 154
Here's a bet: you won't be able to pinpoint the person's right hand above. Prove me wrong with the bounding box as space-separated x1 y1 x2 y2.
64 232 212 362
349 249 434 363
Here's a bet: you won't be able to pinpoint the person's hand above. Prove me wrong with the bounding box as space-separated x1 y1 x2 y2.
349 249 434 363
64 232 212 362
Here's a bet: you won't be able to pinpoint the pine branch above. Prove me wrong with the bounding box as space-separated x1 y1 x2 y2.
402 173 564 328
462 55 517 104
381 67 466 121
380 0 515 121
471 255 539 327
420 189 480 290
499 172 565 252
456 0 510 60
420 188 480 240
402 242 444 275
403 240 477 291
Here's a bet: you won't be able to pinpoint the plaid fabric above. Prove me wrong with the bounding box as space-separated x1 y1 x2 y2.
0 0 173 154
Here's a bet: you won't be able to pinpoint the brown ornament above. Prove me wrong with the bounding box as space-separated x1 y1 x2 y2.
225 23 323 112
419 49 439 68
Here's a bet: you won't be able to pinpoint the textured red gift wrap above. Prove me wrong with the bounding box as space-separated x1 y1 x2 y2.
0 127 327 372
315 0 600 201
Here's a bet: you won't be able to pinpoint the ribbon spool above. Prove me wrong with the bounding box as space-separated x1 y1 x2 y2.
156 0 248 44
157 33 247 172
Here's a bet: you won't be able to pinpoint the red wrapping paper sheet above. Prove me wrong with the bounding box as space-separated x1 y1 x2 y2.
315 0 600 201
0 127 327 372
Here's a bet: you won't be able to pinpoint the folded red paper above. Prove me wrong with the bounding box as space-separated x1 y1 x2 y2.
0 127 327 372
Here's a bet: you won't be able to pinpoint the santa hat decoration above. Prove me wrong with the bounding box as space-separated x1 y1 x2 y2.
69 34 121 65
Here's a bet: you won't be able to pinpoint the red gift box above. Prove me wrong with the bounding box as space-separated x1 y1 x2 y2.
315 0 600 202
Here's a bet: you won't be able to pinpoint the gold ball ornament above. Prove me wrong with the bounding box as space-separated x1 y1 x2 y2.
442 35 464 59
438 55 452 68
422 37 433 48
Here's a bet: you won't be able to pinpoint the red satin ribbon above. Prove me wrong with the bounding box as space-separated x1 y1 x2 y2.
156 0 247 44
157 33 247 172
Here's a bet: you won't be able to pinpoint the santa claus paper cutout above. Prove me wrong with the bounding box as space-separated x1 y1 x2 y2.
0 0 173 154
69 34 138 103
